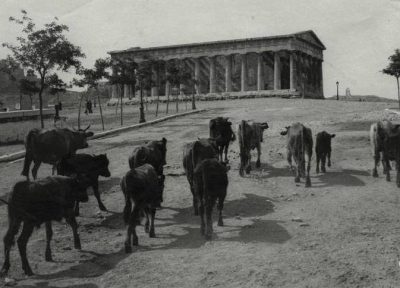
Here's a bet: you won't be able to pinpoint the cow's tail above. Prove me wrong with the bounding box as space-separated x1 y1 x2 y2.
231 129 236 142
21 129 38 179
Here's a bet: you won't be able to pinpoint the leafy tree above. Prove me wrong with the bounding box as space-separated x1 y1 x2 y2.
135 61 154 123
74 58 110 130
383 49 400 109
3 10 85 128
109 57 137 125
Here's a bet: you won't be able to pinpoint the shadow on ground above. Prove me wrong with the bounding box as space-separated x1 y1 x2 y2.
18 282 98 288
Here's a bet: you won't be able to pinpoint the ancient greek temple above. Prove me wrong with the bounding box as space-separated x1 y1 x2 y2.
108 30 325 99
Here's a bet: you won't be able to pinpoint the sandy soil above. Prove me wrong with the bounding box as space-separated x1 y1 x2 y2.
1 98 400 288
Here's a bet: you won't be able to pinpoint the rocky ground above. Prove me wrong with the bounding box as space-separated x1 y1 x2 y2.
1 98 400 288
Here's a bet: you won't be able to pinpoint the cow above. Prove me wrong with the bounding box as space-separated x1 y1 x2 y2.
120 164 165 253
315 131 336 173
209 117 236 163
370 120 400 186
128 138 167 203
0 175 91 276
21 126 94 180
57 153 111 216
238 120 269 176
193 158 229 240
182 138 218 215
280 123 313 187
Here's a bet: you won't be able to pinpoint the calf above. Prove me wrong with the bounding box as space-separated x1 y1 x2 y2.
57 153 111 216
121 164 164 253
370 120 400 185
193 159 229 240
281 123 313 187
238 120 269 176
182 138 218 215
209 117 236 163
315 131 336 173
129 138 167 203
0 176 90 276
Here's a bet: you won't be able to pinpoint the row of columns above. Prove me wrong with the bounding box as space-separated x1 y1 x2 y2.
113 51 323 98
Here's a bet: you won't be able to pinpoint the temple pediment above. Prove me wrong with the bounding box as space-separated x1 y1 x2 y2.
294 30 326 50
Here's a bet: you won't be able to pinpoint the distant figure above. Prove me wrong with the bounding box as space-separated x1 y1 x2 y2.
84 100 93 114
346 88 351 97
54 103 60 122
58 101 62 111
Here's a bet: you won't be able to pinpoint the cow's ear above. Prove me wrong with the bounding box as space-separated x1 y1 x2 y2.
331 134 336 138
162 137 167 144
280 130 288 136
228 121 232 125
209 120 215 129
86 131 94 137
261 122 269 129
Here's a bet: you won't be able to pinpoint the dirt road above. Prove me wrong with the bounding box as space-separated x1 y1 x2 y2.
1 98 400 288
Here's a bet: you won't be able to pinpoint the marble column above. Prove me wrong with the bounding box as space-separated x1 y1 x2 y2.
194 58 201 95
257 53 264 91
289 52 296 91
318 60 324 97
225 55 232 92
209 56 216 93
151 65 159 97
241 54 247 92
274 52 281 90
124 84 130 98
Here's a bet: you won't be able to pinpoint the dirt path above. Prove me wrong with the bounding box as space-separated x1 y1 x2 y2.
1 98 400 288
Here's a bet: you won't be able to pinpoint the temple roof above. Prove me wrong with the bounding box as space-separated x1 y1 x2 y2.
109 30 326 55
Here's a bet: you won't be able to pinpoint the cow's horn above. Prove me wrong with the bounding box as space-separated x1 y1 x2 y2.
84 124 91 131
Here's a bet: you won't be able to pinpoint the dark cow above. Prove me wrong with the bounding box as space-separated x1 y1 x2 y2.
21 126 94 180
209 117 236 163
121 164 164 253
128 138 167 202
183 138 218 215
0 175 91 276
370 120 400 186
281 123 313 187
57 153 111 215
238 120 269 176
315 131 336 173
193 158 229 240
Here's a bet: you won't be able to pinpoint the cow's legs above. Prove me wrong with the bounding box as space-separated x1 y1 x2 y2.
51 165 56 175
45 221 53 262
316 153 320 174
245 152 252 174
287 150 293 171
327 151 332 167
32 161 41 180
21 153 32 180
74 201 80 216
189 181 199 215
144 207 150 233
65 215 81 250
204 198 215 240
224 144 229 163
295 157 301 183
239 149 249 176
17 222 34 276
198 198 205 236
305 152 312 187
93 181 107 211
149 208 156 238
256 145 261 168
125 204 140 253
383 152 391 182
217 195 226 227
0 219 21 276
321 154 327 173
396 161 400 188
219 146 223 162
372 151 380 177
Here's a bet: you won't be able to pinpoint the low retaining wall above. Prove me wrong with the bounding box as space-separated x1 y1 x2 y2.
0 109 55 123
0 109 206 163
107 90 303 106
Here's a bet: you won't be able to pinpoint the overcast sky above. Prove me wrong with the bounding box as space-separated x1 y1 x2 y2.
1 0 400 98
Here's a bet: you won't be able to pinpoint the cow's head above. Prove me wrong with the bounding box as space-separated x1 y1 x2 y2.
95 154 111 177
72 125 94 149
280 126 290 136
71 174 91 203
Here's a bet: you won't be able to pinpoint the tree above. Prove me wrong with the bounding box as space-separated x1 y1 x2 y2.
136 61 154 123
74 58 110 130
3 10 84 128
383 49 400 109
109 57 137 125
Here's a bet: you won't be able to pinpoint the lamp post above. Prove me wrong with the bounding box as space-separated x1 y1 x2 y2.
336 81 339 100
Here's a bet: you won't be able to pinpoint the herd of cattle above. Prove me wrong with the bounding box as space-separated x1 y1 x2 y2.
0 116 399 277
